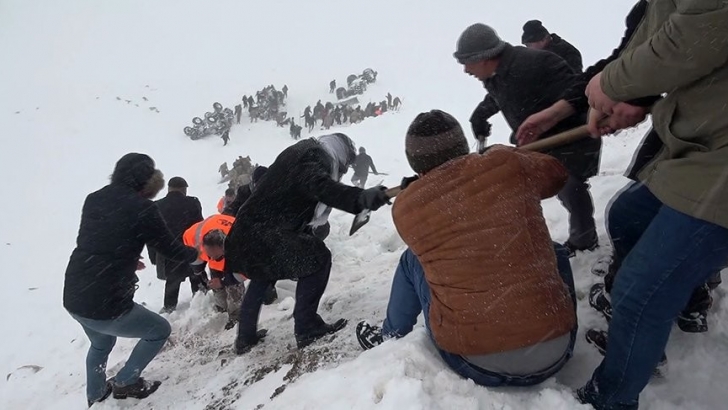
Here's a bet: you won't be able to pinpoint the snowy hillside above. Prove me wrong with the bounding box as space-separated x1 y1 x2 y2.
1 0 727 409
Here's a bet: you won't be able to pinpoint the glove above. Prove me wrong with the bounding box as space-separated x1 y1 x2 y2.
400 175 419 190
358 186 390 211
469 104 493 140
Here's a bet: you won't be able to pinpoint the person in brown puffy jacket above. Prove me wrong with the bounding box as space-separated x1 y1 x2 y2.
355 110 577 387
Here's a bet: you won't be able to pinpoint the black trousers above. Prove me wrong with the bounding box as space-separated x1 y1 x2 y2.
237 258 331 343
164 274 205 310
557 175 597 248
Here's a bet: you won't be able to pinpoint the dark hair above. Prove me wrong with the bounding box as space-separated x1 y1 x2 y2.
202 229 226 248
110 153 156 192
225 188 236 197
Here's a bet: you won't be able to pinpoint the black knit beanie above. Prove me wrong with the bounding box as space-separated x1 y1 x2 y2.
522 20 550 44
405 110 469 174
111 153 156 192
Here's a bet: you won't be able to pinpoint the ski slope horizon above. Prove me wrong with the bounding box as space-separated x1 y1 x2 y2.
2 1 727 409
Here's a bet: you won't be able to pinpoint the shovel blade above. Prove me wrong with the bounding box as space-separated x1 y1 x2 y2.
349 210 371 236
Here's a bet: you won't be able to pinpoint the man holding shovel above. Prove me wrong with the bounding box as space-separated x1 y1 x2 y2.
456 23 601 256
356 110 578 387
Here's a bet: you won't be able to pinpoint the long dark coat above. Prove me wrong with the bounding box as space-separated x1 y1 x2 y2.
225 138 363 281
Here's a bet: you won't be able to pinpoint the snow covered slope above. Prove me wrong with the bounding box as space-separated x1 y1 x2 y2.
1 0 726 409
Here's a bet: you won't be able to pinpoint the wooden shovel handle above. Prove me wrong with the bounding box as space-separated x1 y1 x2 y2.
383 122 600 200
519 125 592 152
385 186 402 198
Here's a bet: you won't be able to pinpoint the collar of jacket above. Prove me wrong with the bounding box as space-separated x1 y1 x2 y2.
482 43 515 85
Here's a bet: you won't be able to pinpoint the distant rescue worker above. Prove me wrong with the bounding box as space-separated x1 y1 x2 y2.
351 147 378 188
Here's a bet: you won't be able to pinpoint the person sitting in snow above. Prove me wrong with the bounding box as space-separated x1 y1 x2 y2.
63 153 199 406
225 133 391 354
355 110 577 387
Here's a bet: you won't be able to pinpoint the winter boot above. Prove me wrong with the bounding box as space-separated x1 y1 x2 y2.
87 380 113 407
296 318 348 349
356 321 384 350
585 329 668 378
589 283 613 322
234 329 268 355
677 284 712 333
677 311 708 333
112 378 162 400
563 239 598 258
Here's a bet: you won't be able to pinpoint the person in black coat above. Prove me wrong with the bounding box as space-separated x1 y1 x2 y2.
455 23 601 255
350 147 379 188
225 134 390 353
148 176 205 312
521 20 583 73
63 153 199 405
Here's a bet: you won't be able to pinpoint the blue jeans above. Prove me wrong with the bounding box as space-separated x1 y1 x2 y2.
382 245 576 387
581 183 728 410
70 303 172 401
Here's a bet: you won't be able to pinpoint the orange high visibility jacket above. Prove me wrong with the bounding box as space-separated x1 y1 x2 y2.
217 197 225 213
183 214 235 271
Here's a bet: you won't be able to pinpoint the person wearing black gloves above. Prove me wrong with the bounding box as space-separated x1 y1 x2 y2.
225 133 389 354
63 153 199 406
456 23 601 256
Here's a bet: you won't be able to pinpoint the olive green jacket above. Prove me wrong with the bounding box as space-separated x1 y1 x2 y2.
601 0 728 228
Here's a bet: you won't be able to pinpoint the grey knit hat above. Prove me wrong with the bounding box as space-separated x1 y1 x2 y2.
453 23 507 64
405 110 469 174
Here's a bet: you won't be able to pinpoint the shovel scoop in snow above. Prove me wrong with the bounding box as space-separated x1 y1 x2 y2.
349 186 402 236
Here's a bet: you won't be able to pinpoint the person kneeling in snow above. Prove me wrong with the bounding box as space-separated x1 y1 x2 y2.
63 154 200 406
225 133 391 354
182 214 246 330
356 110 577 387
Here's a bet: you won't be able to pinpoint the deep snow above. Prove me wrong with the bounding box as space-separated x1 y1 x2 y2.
1 1 727 409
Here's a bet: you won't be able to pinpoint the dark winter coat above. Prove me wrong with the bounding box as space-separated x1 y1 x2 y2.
63 184 199 320
544 34 583 73
474 44 601 179
225 139 363 281
352 153 377 177
148 191 203 281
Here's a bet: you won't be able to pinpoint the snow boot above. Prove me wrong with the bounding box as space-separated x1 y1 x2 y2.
112 378 161 400
234 329 268 355
585 329 668 378
356 321 384 350
296 318 348 349
87 380 113 407
589 283 613 322
563 239 598 258
677 284 712 333
677 311 708 333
